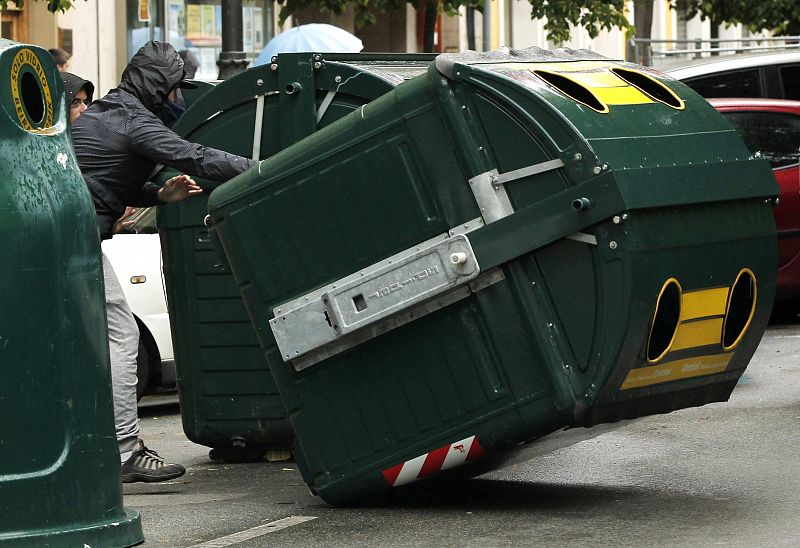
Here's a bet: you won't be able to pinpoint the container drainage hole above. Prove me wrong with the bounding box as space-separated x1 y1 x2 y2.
647 279 681 362
723 269 756 350
533 70 607 113
21 72 45 124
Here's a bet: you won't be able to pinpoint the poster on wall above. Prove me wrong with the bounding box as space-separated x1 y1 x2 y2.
242 6 266 58
186 2 221 46
186 5 201 41
167 0 185 46
138 0 150 23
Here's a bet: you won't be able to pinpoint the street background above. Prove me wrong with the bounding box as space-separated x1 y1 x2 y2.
129 319 800 547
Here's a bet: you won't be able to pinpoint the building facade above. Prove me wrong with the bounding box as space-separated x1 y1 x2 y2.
1 0 760 96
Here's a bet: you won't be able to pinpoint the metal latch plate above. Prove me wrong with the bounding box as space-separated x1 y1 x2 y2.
270 233 480 363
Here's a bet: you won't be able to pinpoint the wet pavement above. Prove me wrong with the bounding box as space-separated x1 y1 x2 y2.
127 320 800 547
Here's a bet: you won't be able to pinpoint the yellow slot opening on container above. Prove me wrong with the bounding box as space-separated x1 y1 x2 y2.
647 278 682 363
722 269 757 351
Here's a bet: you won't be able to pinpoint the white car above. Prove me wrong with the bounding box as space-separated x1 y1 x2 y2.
664 50 800 100
101 207 175 400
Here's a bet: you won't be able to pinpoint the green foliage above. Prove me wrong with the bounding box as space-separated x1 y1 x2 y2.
276 0 632 45
527 0 633 43
672 0 800 35
275 0 480 31
0 0 79 13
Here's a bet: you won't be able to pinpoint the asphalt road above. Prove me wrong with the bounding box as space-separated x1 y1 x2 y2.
127 320 800 547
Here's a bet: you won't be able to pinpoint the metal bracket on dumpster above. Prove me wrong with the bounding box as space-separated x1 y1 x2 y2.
316 91 336 123
270 233 484 370
251 91 280 160
469 158 565 224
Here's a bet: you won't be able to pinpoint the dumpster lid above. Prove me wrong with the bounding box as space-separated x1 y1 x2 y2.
435 47 615 79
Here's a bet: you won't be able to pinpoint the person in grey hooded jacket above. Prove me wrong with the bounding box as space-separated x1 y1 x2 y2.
73 41 257 483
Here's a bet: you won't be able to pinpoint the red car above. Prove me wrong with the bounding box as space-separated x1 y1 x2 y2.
710 98 800 317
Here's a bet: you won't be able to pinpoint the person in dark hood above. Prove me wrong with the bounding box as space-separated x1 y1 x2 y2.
62 72 94 123
161 50 200 126
72 40 257 484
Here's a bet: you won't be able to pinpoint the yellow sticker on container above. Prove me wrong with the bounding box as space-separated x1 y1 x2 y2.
670 317 725 352
681 287 729 321
591 85 653 106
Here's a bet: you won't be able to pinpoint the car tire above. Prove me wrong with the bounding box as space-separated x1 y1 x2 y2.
136 337 150 401
770 301 799 325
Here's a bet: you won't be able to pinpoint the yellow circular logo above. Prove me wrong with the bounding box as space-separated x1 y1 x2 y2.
9 48 54 131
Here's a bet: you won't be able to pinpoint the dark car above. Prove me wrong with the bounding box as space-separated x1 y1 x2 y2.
709 98 800 316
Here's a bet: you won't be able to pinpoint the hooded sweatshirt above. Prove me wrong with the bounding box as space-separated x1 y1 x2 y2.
72 41 256 240
62 72 94 108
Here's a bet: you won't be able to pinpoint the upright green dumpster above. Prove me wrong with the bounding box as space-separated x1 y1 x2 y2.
0 41 143 545
207 48 778 504
158 53 435 459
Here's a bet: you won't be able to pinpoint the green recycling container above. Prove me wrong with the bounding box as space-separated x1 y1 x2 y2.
207 48 779 504
158 53 435 459
0 41 143 545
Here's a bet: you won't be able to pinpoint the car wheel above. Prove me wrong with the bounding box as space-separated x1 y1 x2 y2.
136 337 150 401
770 300 799 325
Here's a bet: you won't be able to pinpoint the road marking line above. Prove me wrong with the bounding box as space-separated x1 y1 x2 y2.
188 516 317 547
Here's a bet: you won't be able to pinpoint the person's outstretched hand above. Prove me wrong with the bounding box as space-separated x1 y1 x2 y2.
114 207 138 234
158 174 203 203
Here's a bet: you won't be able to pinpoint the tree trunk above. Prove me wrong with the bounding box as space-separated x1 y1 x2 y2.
423 0 438 53
633 0 654 65
466 6 476 51
710 16 720 56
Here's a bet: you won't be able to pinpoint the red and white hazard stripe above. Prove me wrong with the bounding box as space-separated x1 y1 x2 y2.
382 435 485 487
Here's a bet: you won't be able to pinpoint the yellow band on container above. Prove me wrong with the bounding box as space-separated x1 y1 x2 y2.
621 353 733 390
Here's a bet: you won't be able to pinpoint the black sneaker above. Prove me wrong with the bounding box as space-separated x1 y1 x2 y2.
122 441 186 483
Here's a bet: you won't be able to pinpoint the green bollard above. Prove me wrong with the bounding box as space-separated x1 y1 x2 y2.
0 41 143 546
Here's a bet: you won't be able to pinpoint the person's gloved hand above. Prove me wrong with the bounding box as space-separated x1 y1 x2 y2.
158 174 203 203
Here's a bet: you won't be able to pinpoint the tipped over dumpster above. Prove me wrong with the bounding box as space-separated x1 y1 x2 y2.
205 48 778 504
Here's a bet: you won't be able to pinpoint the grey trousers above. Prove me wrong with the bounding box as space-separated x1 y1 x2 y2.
103 254 141 463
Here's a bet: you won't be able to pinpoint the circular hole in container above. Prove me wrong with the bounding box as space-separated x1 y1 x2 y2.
20 71 45 124
647 278 682 363
722 269 757 350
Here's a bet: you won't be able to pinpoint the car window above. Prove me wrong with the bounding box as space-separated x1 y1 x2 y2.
721 110 800 169
685 69 761 98
780 64 800 100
